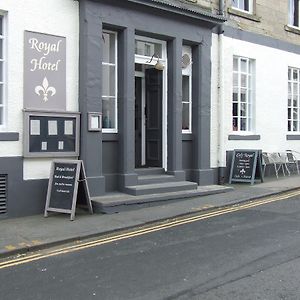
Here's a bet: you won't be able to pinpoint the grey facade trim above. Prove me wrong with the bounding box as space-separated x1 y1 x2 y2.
79 0 215 196
0 132 19 141
219 25 300 55
0 156 48 218
287 134 300 140
103 134 119 141
228 134 261 140
129 0 226 23
182 134 193 141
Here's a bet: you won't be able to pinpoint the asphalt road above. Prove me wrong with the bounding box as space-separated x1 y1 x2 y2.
2 195 300 300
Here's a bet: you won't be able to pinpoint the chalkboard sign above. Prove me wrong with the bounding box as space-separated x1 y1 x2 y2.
44 160 93 220
229 149 263 185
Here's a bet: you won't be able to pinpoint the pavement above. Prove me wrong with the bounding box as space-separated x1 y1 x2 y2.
1 175 300 258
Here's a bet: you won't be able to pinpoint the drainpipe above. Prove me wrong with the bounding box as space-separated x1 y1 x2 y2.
217 0 226 184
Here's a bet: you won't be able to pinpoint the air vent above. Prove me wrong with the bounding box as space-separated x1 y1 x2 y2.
0 175 7 214
182 53 191 69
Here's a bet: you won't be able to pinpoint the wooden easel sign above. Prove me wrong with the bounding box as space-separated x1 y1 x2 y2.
44 160 93 221
229 149 263 185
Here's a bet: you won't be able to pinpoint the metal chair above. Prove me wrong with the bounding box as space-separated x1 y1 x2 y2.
285 150 300 175
262 152 285 179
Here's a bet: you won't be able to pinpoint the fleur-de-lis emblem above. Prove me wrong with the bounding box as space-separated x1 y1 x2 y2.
35 77 56 102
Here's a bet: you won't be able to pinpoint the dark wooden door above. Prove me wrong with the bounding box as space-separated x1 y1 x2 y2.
145 68 162 167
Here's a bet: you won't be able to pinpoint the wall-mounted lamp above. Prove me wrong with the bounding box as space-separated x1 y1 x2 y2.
146 54 164 70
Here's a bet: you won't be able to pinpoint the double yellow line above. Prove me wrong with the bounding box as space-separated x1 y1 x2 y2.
1 189 300 270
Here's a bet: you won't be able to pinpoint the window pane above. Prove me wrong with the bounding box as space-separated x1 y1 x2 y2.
288 108 291 119
241 74 247 87
182 103 189 130
240 89 247 102
232 103 238 116
102 65 115 96
233 58 238 71
288 68 292 80
233 91 238 102
293 121 298 131
240 103 247 116
0 107 2 125
293 108 298 119
102 32 115 64
288 120 291 131
233 118 238 131
241 59 247 72
288 82 292 94
182 75 189 101
233 73 238 86
102 98 116 129
240 118 247 131
293 69 298 80
293 83 298 95
135 40 162 58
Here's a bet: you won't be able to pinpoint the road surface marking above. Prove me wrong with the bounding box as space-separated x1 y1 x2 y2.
1 189 300 270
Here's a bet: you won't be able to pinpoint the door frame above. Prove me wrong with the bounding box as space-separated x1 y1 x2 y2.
134 35 167 170
135 71 146 166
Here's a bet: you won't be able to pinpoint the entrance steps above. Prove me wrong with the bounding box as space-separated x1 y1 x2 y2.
91 168 233 213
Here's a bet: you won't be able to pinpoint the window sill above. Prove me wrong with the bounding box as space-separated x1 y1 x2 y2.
0 132 19 141
228 134 261 140
284 25 300 35
227 7 261 22
286 134 300 140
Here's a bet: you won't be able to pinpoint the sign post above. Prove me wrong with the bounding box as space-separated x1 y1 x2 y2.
229 149 263 185
44 160 93 220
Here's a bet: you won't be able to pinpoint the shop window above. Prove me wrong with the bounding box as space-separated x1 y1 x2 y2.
232 0 253 13
102 31 117 133
289 0 300 27
232 56 254 132
288 67 300 132
0 15 6 129
182 46 192 133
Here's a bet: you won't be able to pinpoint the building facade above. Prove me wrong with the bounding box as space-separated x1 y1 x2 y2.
0 0 226 218
210 0 300 182
1 0 299 219
0 0 79 218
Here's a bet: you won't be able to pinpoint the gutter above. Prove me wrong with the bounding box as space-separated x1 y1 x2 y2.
128 0 227 24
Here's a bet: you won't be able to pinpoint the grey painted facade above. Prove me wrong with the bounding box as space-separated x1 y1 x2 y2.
78 0 223 196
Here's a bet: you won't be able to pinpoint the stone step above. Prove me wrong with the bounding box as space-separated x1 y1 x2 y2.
135 167 165 176
137 174 177 185
124 181 198 196
91 185 233 214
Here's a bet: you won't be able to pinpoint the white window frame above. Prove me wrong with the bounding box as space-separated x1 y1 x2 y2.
232 56 254 133
182 46 192 134
102 30 118 133
288 67 300 132
232 0 253 14
0 13 6 131
289 0 300 28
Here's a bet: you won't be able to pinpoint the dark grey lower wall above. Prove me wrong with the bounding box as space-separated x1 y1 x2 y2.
0 156 48 219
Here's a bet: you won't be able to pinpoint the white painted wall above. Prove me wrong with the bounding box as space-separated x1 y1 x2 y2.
0 0 79 179
211 33 300 168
